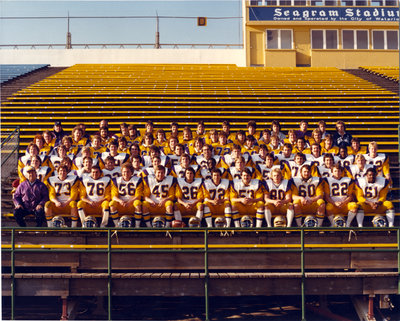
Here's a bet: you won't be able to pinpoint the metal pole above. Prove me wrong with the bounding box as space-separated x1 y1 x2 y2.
11 228 15 320
204 229 209 321
301 229 306 321
66 12 72 49
155 11 160 49
108 229 112 321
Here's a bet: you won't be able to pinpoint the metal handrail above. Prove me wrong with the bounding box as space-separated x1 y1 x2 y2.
2 226 400 321
0 43 244 49
1 126 20 167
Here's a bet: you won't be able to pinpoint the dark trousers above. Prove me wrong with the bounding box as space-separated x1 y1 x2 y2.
13 207 45 227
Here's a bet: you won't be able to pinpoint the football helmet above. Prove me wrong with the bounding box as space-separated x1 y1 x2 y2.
240 215 253 228
372 215 387 227
152 216 166 228
214 216 227 228
172 220 186 228
83 216 97 228
303 215 318 227
274 215 287 227
118 215 132 228
52 216 66 228
333 215 345 227
188 216 201 228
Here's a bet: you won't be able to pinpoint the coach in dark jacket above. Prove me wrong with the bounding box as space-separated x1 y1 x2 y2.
333 120 352 148
13 166 49 227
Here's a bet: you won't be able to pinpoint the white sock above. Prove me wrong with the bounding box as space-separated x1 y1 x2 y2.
256 218 263 228
225 217 232 227
165 221 171 228
196 209 203 220
264 209 272 227
327 215 334 226
317 218 324 227
286 209 294 227
145 220 152 228
71 220 78 228
346 211 356 227
296 217 302 227
205 216 213 227
174 209 182 221
78 208 86 225
356 210 364 227
234 220 240 228
113 218 119 227
386 209 395 227
47 220 52 227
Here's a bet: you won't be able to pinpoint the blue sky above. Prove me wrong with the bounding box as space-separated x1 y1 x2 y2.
0 0 243 46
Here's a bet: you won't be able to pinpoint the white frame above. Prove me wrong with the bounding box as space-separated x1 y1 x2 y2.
266 29 293 49
311 29 339 49
372 29 399 50
342 30 369 49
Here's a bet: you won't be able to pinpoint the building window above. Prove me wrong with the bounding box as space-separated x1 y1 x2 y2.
372 30 399 50
370 0 398 5
266 30 293 49
311 30 338 49
342 30 369 49
341 0 368 5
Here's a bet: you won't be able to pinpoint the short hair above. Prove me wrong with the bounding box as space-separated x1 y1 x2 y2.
211 168 221 176
318 120 326 126
287 130 297 137
271 167 282 177
170 122 179 128
185 167 196 176
271 120 281 130
283 143 292 150
300 120 308 125
83 156 93 163
92 135 101 141
105 156 115 163
241 167 253 176
218 131 227 138
259 144 268 151
232 144 241 151
120 122 128 129
62 136 73 144
197 120 205 126
323 153 334 161
351 137 360 144
369 141 378 149
60 157 73 167
366 167 377 175
301 164 312 172
209 129 217 135
180 153 191 161
118 136 127 144
311 143 321 150
121 162 134 172
34 134 44 143
235 156 245 164
336 120 345 129
312 129 322 136
146 120 154 126
28 143 39 152
331 163 343 172
72 127 83 135
246 135 255 142
155 165 165 172
30 155 42 165
57 165 68 172
262 129 271 135
294 152 306 161
149 145 160 154
296 137 306 144
324 134 333 141
109 140 118 147
265 152 275 160
128 124 138 132
236 130 245 138
92 165 101 172
247 120 257 129
355 154 366 162
222 120 230 127
156 129 166 137
131 155 141 162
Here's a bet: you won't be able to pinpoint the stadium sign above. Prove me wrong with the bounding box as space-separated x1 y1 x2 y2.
249 7 399 21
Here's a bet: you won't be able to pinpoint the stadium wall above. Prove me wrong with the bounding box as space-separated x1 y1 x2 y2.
0 49 247 67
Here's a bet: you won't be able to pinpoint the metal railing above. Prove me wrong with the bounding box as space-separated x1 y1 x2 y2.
1 126 20 186
2 226 400 321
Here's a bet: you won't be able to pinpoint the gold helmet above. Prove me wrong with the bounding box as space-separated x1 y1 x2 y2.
118 215 132 228
214 216 227 228
240 215 253 228
83 216 97 228
51 215 66 228
304 215 318 227
273 215 287 227
188 216 201 228
333 215 345 227
152 216 166 228
372 215 387 227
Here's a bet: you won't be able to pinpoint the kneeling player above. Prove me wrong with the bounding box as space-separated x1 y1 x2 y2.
203 168 232 227
324 164 358 227
110 163 144 228
45 165 80 227
264 168 295 228
142 165 177 227
77 165 113 227
292 165 325 227
176 167 204 224
355 167 395 227
230 168 264 228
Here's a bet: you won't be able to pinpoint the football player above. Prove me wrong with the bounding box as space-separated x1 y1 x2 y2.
306 143 325 167
194 120 207 143
173 154 200 178
77 165 113 227
241 135 259 156
140 133 154 156
268 135 282 155
20 156 52 183
335 146 355 168
316 154 335 178
227 156 260 181
321 134 339 155
355 167 394 227
346 154 375 180
324 164 358 227
203 168 232 227
222 144 250 169
251 144 269 167
101 140 129 167
258 129 271 146
73 146 100 170
287 153 310 178
246 120 260 141
214 132 233 156
292 137 310 155
275 143 294 164
196 144 221 169
221 120 236 143
169 144 186 168
264 167 296 227
45 165 80 227
142 165 178 227
102 156 121 179
284 130 297 147
271 120 286 142
154 129 167 149
71 126 88 149
308 129 323 146
163 136 179 156
295 120 310 141
292 164 326 227
188 137 204 156
364 142 390 181
257 153 290 181
347 137 367 155
110 163 145 228
76 156 93 179
230 168 264 228
89 135 107 159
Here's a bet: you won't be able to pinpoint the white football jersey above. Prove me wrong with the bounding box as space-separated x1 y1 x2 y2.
334 155 355 168
228 166 254 180
81 175 111 202
275 153 294 164
223 154 249 168
356 176 389 203
317 165 333 178
203 178 230 201
173 164 199 178
288 161 312 178
74 156 99 169
232 179 262 199
112 176 142 202
251 154 267 167
22 166 51 183
257 164 281 181
196 155 221 169
143 155 169 168
101 152 129 167
363 153 387 174
48 175 79 203
325 176 353 203
292 177 323 200
306 154 325 167
347 164 374 180
145 175 175 203
265 179 292 201
177 178 203 204
103 167 121 179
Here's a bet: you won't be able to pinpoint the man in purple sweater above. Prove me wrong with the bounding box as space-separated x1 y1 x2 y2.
13 166 49 227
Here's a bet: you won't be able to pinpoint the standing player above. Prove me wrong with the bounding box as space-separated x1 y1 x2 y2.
45 165 80 227
203 169 232 227
142 165 178 227
324 164 358 227
355 167 394 227
264 168 296 227
110 163 145 228
77 165 113 227
292 164 326 227
230 168 264 228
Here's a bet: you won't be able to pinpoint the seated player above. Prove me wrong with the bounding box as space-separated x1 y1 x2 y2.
142 165 178 227
251 144 269 167
98 126 115 147
141 156 162 177
355 167 394 227
308 129 323 147
167 122 182 142
288 153 310 178
90 135 107 159
77 156 93 179
181 126 194 149
188 137 204 156
264 168 296 227
196 144 221 169
292 137 310 155
258 129 272 146
221 120 236 143
206 129 219 147
78 165 113 227
117 137 130 154
246 120 260 142
194 120 207 143
18 143 49 180
257 153 290 181
59 157 77 176
335 146 355 168
364 141 390 181
154 129 167 149
275 143 294 164
20 156 52 183
317 120 329 139
101 140 129 167
200 158 228 180
102 156 121 179
115 122 130 140
233 130 246 147
173 154 200 178
316 153 335 178
271 120 286 143
71 126 89 149
295 120 310 141
163 136 179 156
214 132 233 156
49 145 73 173
175 167 204 224
140 133 154 156
268 135 282 155
321 134 339 155
230 168 264 228
203 168 232 227
30 134 53 157
73 147 99 170
61 136 79 158
306 143 325 167
43 130 56 149
142 145 170 169
131 155 144 177
284 130 297 147
324 164 358 227
241 135 259 156
227 156 260 180
292 164 325 227
347 137 367 155
127 125 141 145
169 144 186 168
222 144 250 169
346 154 375 180
45 165 80 227
110 163 145 228
129 143 142 160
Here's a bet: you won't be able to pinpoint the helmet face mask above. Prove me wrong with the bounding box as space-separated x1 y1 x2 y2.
188 216 201 228
84 216 97 228
333 215 345 227
52 216 66 228
214 216 226 228
274 215 287 227
152 216 166 228
372 215 387 227
304 215 317 228
240 215 253 228
118 215 132 228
